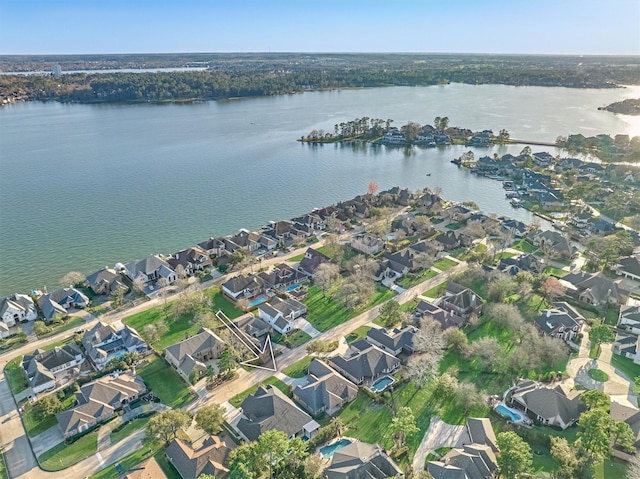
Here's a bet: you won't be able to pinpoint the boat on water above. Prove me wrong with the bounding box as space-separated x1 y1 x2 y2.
426 173 431 176
505 191 519 199
510 198 521 208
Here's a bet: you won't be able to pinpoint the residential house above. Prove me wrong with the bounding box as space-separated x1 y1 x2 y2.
529 229 573 259
262 220 296 242
293 359 358 416
416 192 444 214
534 302 584 341
434 230 473 251
235 385 320 442
298 247 331 277
414 300 466 330
0 293 37 326
509 380 582 430
440 204 473 223
81 322 149 370
366 326 416 356
57 371 146 438
221 274 266 302
257 296 307 334
533 151 555 167
328 339 400 386
438 283 483 319
37 288 89 320
615 256 640 282
613 331 640 364
233 313 271 338
122 255 177 285
0 322 9 339
618 305 640 335
324 441 404 479
167 247 212 276
556 157 584 171
381 248 423 276
85 268 127 295
258 263 306 292
500 218 529 238
611 402 640 448
197 237 225 257
23 344 84 393
123 457 167 479
498 253 543 276
292 213 324 232
165 434 235 479
588 217 616 236
561 271 628 306
350 233 385 255
578 162 605 174
165 329 226 383
568 211 593 229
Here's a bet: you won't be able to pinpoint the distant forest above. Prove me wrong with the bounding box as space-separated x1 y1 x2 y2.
2 53 639 104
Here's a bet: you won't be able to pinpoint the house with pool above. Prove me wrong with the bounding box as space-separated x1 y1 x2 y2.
507 380 583 430
293 359 358 416
327 339 400 386
324 440 403 479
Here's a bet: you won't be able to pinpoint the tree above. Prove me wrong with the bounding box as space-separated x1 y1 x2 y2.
109 287 124 308
579 389 610 411
33 320 50 337
313 262 340 298
454 381 485 415
538 277 565 307
143 322 168 344
368 181 379 195
497 129 510 142
132 276 147 294
468 337 504 372
589 325 615 350
377 300 403 327
195 404 225 435
323 236 345 265
144 409 192 445
229 249 250 270
635 376 640 395
303 454 325 479
486 303 524 331
404 122 421 142
390 406 418 448
405 353 440 389
520 146 532 157
413 318 445 354
612 420 636 453
578 408 614 462
306 339 336 356
550 437 582 479
444 328 468 354
59 271 85 287
32 394 64 419
413 215 434 237
496 431 533 478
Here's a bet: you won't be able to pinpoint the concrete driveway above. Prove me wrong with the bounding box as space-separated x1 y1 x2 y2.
31 426 65 457
412 417 469 472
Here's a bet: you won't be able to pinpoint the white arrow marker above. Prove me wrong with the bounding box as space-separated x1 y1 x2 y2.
216 310 277 372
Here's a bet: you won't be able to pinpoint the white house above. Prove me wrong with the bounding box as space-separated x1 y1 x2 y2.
257 297 307 334
0 294 38 327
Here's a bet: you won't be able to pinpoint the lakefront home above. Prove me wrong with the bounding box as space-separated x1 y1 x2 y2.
37 288 89 320
0 293 37 327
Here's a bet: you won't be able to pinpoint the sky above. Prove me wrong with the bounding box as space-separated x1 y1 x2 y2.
1 0 639 55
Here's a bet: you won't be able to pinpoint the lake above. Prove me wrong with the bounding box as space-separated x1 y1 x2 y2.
1 83 639 296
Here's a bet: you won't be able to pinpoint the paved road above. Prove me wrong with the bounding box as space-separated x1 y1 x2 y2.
412 417 468 472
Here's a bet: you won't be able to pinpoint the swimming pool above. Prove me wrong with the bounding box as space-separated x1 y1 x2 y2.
319 438 352 458
285 284 300 292
248 295 269 307
369 376 395 393
495 404 525 422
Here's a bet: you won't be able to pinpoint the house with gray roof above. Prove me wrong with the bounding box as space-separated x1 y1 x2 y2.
257 296 307 334
350 233 385 255
85 268 127 295
293 359 358 415
613 331 640 364
122 254 177 285
414 300 466 330
561 271 628 307
611 402 640 447
328 339 400 386
498 253 542 276
23 344 84 394
298 247 331 277
439 283 483 319
324 440 403 479
258 263 306 291
37 288 89 320
529 229 573 259
165 435 235 479
57 371 146 437
615 256 640 282
233 313 270 338
82 322 149 370
434 230 473 251
366 325 416 356
0 293 37 327
235 385 320 442
221 274 266 302
167 246 212 276
534 301 584 342
509 380 582 430
165 329 226 384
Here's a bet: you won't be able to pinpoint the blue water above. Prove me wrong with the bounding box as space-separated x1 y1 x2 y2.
285 284 300 292
370 376 395 392
248 295 268 308
320 439 352 458
496 404 524 422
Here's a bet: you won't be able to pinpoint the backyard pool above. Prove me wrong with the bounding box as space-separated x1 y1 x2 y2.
495 404 526 423
319 438 352 459
285 284 300 292
248 294 269 308
369 376 395 393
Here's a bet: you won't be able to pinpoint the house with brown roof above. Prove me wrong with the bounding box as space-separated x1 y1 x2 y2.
165 435 235 479
123 457 167 479
350 233 385 255
324 441 403 479
57 371 146 437
414 300 466 330
298 247 331 277
167 247 212 276
293 359 358 416
438 283 483 319
327 339 400 386
85 268 127 295
165 329 226 383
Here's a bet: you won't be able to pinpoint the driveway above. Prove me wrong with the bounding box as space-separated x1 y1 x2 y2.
31 426 65 457
412 417 469 472
296 318 322 338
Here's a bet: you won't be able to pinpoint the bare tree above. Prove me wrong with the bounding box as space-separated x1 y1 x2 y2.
344 254 378 278
314 262 340 298
485 303 524 331
413 317 445 354
464 221 487 239
338 273 374 310
59 271 85 287
132 276 147 295
468 337 504 372
405 353 440 389
174 264 188 280
413 216 434 237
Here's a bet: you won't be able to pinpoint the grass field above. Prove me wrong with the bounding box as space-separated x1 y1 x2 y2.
611 354 640 381
39 431 98 471
422 281 448 298
345 325 372 343
123 287 242 350
511 239 537 253
272 329 312 348
0 448 7 479
587 368 609 382
433 257 458 271
303 285 395 332
5 356 28 394
229 376 290 407
23 393 76 438
282 356 312 378
396 269 438 289
110 416 152 444
90 440 181 479
594 458 627 479
137 354 195 408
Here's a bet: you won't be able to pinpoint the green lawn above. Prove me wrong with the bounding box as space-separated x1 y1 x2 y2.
4 356 28 394
604 306 621 326
0 447 8 479
282 356 312 378
123 286 242 350
137 354 196 408
396 269 438 289
110 416 152 444
494 252 515 260
39 431 98 471
589 343 602 359
433 257 458 271
594 458 627 479
303 285 395 332
41 337 76 351
23 393 76 438
611 354 640 380
39 317 86 339
422 281 448 298
543 266 567 277
345 325 372 343
90 440 181 479
288 253 305 262
229 376 290 407
511 239 537 253
588 368 609 382
272 329 312 348
445 222 463 230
